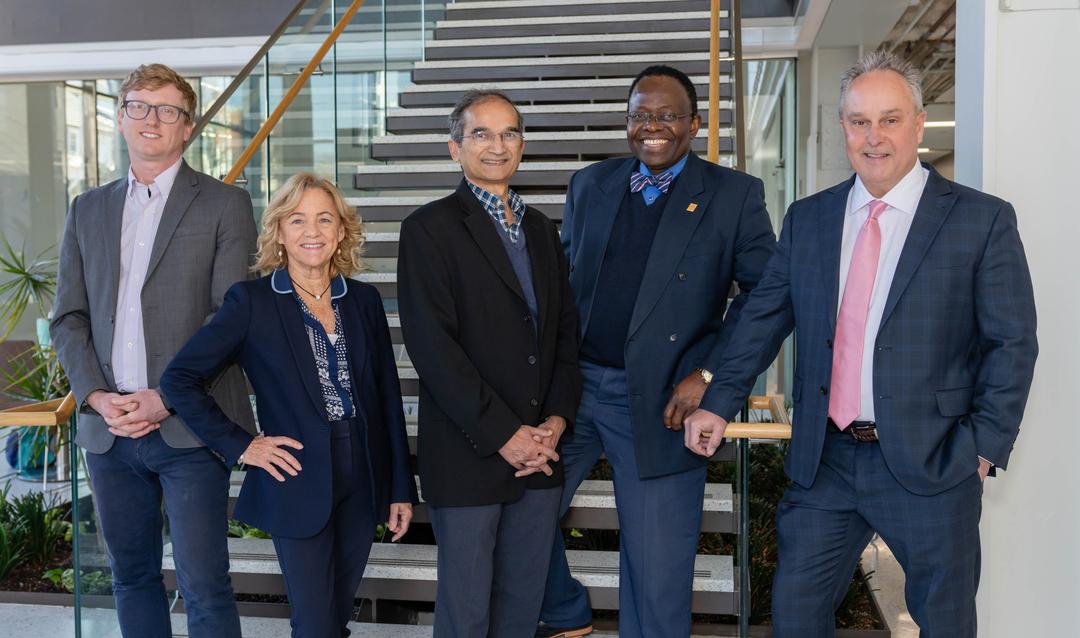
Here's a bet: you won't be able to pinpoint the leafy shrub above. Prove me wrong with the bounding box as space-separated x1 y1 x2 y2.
43 568 112 594
7 492 67 566
0 522 25 581
227 520 271 539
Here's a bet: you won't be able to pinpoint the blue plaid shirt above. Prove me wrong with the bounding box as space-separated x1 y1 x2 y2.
467 180 527 243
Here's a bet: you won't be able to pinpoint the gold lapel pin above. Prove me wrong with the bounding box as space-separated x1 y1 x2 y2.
686 203 698 213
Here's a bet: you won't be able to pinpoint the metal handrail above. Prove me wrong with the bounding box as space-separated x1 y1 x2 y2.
224 0 367 185
188 0 313 144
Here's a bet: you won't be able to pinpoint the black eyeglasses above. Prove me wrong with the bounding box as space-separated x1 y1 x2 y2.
626 112 693 125
122 100 191 124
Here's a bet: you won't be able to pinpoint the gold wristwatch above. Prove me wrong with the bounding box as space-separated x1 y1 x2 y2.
694 367 714 385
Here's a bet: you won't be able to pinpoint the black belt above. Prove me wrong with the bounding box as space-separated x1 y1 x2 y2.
827 418 878 442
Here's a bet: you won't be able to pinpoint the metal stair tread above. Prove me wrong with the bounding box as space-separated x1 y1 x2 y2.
437 11 713 30
356 161 591 174
425 31 716 49
372 128 729 145
414 51 717 71
449 0 719 9
346 194 565 206
163 538 734 595
228 473 733 517
399 75 715 94
388 100 721 118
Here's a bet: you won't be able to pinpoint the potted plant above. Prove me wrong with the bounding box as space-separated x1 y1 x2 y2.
0 239 67 480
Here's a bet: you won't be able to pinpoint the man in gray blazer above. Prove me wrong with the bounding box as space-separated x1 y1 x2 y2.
51 64 256 638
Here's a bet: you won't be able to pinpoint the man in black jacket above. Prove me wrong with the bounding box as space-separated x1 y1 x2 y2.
398 90 582 638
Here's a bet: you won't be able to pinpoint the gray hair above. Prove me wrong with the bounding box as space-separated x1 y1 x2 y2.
838 50 924 118
448 89 524 143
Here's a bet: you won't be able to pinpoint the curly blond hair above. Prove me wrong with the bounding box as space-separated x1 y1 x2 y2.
253 173 365 276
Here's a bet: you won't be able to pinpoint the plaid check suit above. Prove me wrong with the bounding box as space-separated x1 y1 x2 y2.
701 164 1038 637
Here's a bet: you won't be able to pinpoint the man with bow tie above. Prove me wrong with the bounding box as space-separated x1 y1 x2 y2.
536 65 776 638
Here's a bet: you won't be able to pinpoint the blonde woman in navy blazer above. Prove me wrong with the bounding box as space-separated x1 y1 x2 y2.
161 173 416 638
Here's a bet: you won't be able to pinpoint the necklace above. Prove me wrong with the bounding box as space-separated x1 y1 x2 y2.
293 279 332 301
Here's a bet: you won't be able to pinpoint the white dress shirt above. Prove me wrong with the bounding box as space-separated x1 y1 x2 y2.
837 161 928 422
110 158 183 392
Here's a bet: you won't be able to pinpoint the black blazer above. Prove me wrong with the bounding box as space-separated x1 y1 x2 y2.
161 273 417 538
398 180 582 507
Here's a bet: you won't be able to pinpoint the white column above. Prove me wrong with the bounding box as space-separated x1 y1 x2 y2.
957 1 1080 635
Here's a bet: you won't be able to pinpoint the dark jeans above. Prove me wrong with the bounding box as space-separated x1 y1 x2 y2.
271 417 376 638
771 428 983 638
85 430 239 638
430 486 562 638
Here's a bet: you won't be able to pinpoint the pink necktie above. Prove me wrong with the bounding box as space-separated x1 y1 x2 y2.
828 199 888 430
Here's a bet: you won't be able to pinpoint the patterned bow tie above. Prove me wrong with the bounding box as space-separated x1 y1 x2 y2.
630 170 674 195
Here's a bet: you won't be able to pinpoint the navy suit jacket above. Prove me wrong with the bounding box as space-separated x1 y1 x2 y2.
564 153 775 479
161 273 417 538
701 164 1038 495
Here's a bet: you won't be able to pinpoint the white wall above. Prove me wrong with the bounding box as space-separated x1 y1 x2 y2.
957 1 1080 635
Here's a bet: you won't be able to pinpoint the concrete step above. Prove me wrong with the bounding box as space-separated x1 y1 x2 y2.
398 75 731 107
386 101 732 134
227 473 735 533
435 11 721 40
354 161 590 191
424 32 722 62
370 129 733 161
170 613 432 638
163 539 735 614
446 0 713 21
348 194 566 222
412 52 726 83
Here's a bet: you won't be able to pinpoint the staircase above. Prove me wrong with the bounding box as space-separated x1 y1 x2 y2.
161 0 747 632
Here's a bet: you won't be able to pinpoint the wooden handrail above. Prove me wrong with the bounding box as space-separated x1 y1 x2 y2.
188 0 313 145
707 0 721 163
0 392 76 427
732 0 746 172
706 394 792 440
724 422 791 440
224 0 367 185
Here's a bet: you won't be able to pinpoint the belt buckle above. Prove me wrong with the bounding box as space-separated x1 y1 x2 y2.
849 424 878 442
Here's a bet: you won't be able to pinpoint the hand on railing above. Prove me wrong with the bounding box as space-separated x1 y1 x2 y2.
682 394 792 457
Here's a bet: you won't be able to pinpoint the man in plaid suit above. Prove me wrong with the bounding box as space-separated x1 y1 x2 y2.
684 51 1037 637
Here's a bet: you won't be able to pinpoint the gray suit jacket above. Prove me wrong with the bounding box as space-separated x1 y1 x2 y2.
51 160 258 453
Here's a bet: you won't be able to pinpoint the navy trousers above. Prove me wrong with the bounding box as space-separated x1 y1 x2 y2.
430 486 561 638
540 360 707 638
85 430 239 638
272 418 376 638
772 427 982 637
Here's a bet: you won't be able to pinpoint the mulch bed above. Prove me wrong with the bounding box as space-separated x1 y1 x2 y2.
0 539 72 594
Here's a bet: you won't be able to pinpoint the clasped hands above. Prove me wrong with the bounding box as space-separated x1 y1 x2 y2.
87 389 171 439
499 416 566 478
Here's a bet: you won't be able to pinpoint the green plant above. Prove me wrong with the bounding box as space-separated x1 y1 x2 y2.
43 568 112 594
7 492 67 566
2 343 69 403
0 522 26 581
227 519 271 539
0 239 57 340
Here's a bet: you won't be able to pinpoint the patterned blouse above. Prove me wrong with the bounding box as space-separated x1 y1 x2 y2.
272 269 356 420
